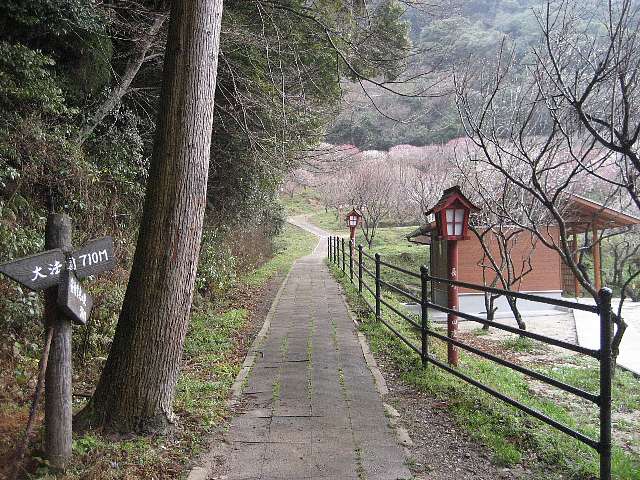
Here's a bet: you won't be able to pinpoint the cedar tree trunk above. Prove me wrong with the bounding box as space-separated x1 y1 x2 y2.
77 0 224 433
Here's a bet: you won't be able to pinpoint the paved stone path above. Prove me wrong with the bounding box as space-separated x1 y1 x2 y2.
214 218 410 479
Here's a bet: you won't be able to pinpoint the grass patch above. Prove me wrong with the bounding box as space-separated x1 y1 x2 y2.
279 190 323 216
501 336 539 353
272 379 281 400
329 263 640 480
309 210 346 233
176 308 250 429
244 223 317 287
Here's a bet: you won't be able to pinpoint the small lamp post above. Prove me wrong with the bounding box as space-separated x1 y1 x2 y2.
426 186 480 367
345 208 362 255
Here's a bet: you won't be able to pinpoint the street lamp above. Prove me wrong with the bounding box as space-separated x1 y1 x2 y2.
426 186 480 367
345 208 362 254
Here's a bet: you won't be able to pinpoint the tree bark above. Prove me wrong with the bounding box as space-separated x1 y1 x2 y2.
77 0 224 433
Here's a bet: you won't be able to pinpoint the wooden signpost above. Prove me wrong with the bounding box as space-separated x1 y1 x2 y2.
0 236 115 292
0 214 115 473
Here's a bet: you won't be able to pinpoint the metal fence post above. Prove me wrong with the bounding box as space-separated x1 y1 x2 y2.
358 244 363 294
327 236 330 261
331 237 337 263
420 265 429 368
341 238 345 274
349 241 354 283
599 287 613 480
332 236 337 264
375 253 381 321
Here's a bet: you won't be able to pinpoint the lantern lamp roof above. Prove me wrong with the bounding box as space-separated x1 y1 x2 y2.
425 186 481 216
345 208 362 220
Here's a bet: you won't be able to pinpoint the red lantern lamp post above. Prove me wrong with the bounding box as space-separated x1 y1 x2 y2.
426 186 480 367
345 208 362 255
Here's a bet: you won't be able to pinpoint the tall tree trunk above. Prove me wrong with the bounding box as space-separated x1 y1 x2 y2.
77 0 224 433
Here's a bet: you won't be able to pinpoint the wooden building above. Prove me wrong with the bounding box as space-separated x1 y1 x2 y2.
407 194 640 312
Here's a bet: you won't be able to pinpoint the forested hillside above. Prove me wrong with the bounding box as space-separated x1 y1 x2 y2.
0 1 411 476
0 0 409 334
326 0 545 149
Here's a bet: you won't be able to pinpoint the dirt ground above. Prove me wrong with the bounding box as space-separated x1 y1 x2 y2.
374 350 534 480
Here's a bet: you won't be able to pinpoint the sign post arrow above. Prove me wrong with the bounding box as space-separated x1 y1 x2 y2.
57 270 93 326
0 249 65 291
0 236 116 291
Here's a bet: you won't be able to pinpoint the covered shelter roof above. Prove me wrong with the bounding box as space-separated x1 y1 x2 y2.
408 193 640 241
406 222 436 245
564 194 640 234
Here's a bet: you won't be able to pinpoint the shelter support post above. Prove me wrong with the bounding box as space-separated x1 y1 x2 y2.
592 225 602 292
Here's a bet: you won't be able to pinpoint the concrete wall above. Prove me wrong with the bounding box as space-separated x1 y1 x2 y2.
404 290 567 321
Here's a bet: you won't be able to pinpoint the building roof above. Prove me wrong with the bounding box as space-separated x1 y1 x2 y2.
406 222 436 245
564 193 640 233
408 192 640 244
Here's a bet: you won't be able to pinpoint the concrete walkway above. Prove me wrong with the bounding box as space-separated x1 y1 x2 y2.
212 217 410 479
573 298 640 376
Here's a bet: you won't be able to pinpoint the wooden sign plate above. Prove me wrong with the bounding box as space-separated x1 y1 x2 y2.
73 236 116 280
0 249 65 291
57 270 93 325
0 236 116 291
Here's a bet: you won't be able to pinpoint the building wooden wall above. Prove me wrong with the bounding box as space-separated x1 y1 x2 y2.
430 228 563 294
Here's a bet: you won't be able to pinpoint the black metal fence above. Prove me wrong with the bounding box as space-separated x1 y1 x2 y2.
328 236 615 480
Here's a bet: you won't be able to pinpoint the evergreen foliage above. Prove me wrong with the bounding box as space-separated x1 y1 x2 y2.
0 0 410 440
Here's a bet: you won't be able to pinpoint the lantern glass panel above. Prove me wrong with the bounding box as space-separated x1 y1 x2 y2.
455 209 464 236
444 207 466 237
445 209 455 236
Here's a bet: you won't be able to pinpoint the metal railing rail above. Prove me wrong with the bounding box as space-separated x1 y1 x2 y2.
427 272 600 313
379 258 422 279
327 236 614 480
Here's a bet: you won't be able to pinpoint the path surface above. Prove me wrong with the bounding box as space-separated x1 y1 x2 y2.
573 298 640 375
212 216 410 479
